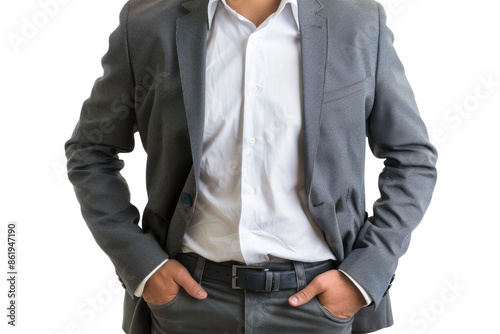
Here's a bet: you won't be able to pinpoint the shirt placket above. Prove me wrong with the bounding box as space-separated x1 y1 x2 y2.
239 26 269 264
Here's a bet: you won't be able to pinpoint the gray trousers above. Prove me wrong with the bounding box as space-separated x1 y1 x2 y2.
147 256 357 334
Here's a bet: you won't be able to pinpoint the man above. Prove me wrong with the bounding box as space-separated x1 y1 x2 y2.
65 0 437 333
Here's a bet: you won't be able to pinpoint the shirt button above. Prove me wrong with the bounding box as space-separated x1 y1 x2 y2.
249 86 258 93
247 136 256 145
247 187 255 195
244 231 251 238
249 36 257 45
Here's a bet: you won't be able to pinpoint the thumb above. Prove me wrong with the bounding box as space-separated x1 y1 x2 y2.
174 267 208 300
288 282 320 307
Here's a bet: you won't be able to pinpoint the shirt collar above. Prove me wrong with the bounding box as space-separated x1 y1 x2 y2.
207 0 299 30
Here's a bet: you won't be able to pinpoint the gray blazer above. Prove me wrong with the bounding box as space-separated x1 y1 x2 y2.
65 0 438 332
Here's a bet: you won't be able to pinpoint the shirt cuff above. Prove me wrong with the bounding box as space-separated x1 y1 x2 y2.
338 269 373 307
133 258 169 297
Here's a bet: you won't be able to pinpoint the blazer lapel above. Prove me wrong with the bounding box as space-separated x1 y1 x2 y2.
176 0 209 188
298 0 328 193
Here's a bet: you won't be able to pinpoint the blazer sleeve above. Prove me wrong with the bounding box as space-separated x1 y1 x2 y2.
337 3 438 307
64 2 169 297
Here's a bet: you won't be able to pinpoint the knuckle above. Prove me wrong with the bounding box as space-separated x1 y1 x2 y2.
184 282 200 294
298 289 312 301
170 266 188 280
316 280 328 292
312 276 328 292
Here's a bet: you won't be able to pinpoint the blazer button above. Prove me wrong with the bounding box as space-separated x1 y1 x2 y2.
181 193 192 207
384 274 396 297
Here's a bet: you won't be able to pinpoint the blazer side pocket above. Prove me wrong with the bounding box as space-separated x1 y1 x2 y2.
323 77 371 104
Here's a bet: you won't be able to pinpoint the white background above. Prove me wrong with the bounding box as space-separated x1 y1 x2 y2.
1 0 499 333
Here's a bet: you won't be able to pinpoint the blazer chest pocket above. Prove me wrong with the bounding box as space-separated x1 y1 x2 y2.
323 76 371 104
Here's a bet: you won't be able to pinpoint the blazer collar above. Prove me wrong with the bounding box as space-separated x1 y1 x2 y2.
207 0 300 29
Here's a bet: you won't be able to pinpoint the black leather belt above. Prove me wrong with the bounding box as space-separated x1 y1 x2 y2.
175 253 336 292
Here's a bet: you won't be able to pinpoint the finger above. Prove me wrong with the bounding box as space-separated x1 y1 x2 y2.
172 266 208 300
288 281 321 307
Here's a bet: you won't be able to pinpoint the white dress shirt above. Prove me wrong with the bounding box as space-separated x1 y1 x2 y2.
181 0 335 265
136 0 372 306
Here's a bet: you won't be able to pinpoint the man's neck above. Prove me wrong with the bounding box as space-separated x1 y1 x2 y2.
225 0 282 27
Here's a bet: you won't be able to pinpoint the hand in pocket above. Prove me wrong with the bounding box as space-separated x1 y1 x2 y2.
143 259 208 306
288 269 364 319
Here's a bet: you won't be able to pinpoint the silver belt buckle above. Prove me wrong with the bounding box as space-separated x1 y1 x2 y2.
231 265 269 289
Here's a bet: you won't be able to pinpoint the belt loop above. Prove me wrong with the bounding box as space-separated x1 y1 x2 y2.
264 271 281 292
193 256 206 285
293 261 307 291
